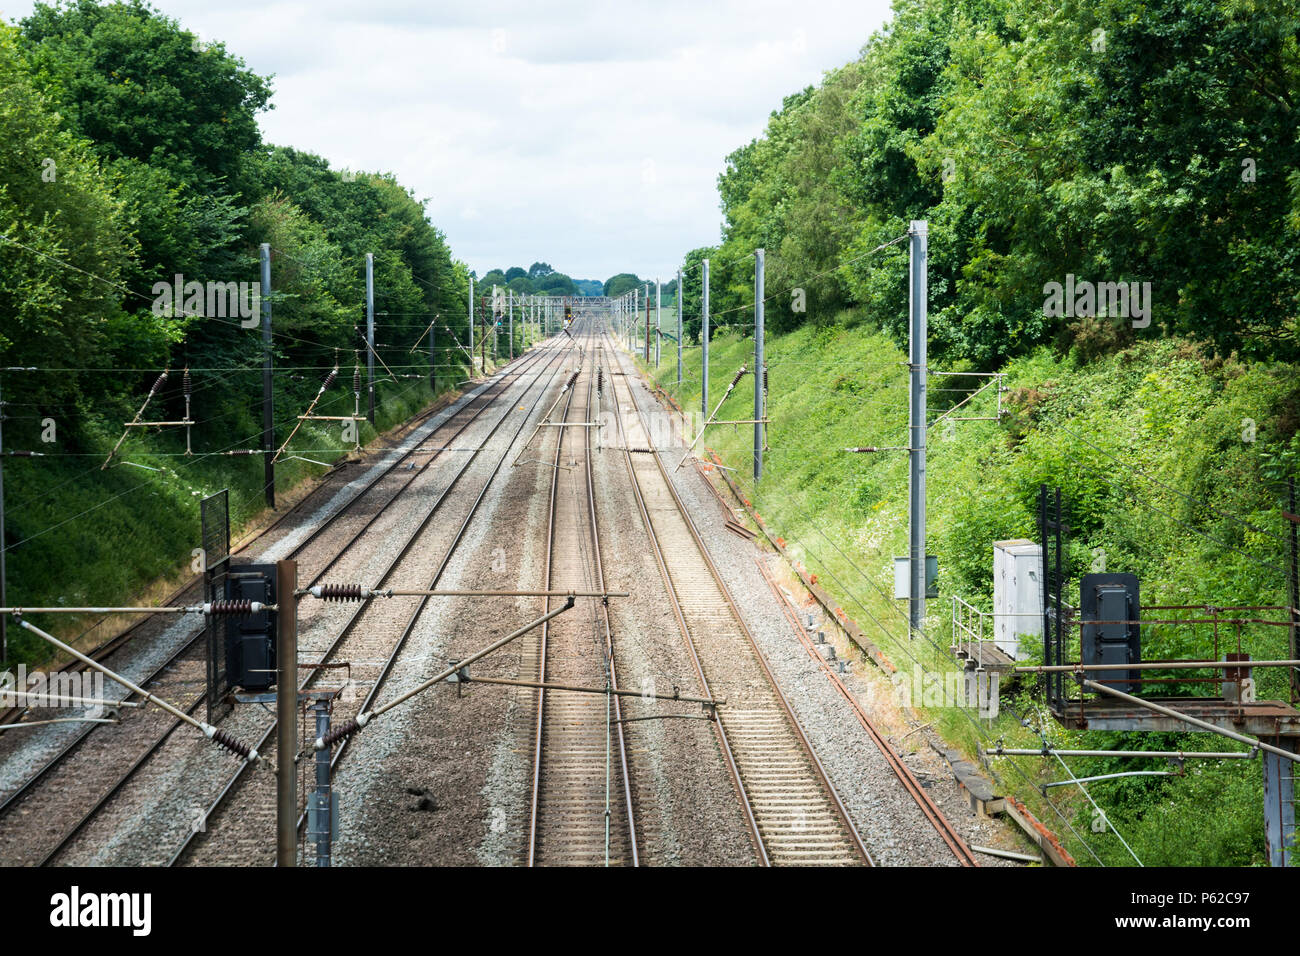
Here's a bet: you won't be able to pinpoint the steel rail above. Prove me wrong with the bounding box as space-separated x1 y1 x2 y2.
602 334 768 865
605 330 873 866
314 341 576 804
0 375 469 727
27 351 553 866
583 344 639 868
755 557 977 865
0 353 547 835
527 333 638 866
171 344 572 866
526 346 582 863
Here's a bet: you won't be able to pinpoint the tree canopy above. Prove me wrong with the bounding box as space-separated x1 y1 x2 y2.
681 0 1299 364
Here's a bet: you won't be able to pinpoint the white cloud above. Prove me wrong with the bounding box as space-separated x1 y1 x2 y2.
4 0 894 282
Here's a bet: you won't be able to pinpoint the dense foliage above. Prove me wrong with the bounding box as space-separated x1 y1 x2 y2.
655 0 1300 863
688 0 1300 368
652 317 1297 866
0 1 477 659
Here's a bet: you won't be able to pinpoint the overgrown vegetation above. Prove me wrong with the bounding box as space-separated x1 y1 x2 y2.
691 0 1299 368
0 0 478 660
650 318 1296 866
651 0 1299 865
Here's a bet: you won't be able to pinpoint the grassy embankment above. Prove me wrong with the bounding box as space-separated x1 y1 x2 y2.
3 336 535 665
644 314 1297 866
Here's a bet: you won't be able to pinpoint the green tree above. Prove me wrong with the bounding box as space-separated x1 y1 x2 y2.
20 0 272 195
603 273 642 297
0 23 147 398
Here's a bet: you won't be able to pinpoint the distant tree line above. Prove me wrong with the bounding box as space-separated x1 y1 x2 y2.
475 262 607 299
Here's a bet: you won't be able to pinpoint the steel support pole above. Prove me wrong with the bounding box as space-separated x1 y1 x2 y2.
260 243 275 509
1289 476 1298 703
0 373 6 663
509 290 514 359
429 314 436 393
1264 739 1297 867
313 701 331 867
676 267 683 387
468 275 475 375
365 253 375 424
908 221 928 640
655 279 661 367
753 249 765 483
276 559 298 867
702 259 710 426
644 283 651 362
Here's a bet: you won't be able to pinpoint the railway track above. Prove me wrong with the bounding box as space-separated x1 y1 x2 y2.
0 393 468 805
0 376 466 731
526 336 637 866
754 558 979 866
11 323 974 868
1 348 555 866
600 332 872 866
169 342 574 865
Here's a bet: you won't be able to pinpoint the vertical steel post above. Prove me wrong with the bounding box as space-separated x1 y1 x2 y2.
365 253 375 424
260 243 275 509
468 275 475 375
701 259 710 427
908 221 928 640
1264 739 1296 866
1289 476 1298 703
753 249 765 483
434 312 444 390
276 559 298 867
0 372 6 662
644 283 651 363
655 279 661 368
508 290 514 359
676 267 683 387
313 701 332 867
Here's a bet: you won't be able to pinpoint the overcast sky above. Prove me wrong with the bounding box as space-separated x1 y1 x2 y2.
5 0 894 283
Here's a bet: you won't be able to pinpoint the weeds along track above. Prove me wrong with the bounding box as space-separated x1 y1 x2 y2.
1 348 558 866
526 333 637 866
162 344 574 866
754 559 979 866
599 331 871 866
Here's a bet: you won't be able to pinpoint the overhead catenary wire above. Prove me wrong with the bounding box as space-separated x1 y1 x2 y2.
3 370 433 554
0 233 338 355
699 234 909 326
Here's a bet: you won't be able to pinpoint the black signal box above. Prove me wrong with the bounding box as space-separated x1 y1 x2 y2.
1080 572 1140 691
224 564 277 692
